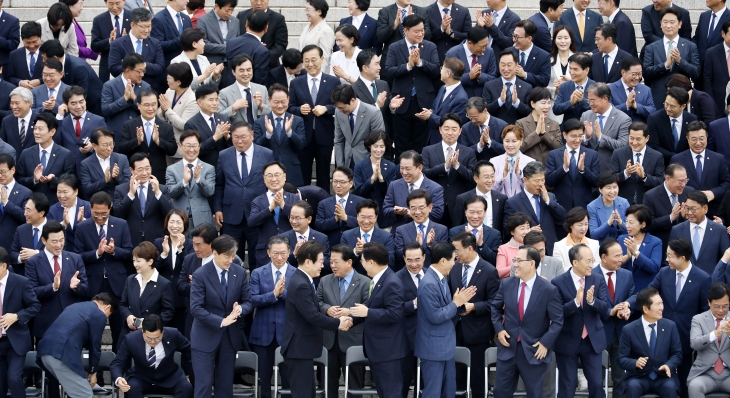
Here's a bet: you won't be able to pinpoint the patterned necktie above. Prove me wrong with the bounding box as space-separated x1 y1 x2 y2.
338 198 346 227
310 78 318 105
440 278 450 300
176 12 184 35
75 117 82 140
446 146 454 170
580 277 588 339
271 193 280 224
505 82 513 104
368 279 374 298
53 255 60 275
147 346 156 368
692 225 701 259
99 225 106 241
606 271 615 302
244 88 254 124
138 184 146 215
716 318 725 374
29 52 35 75
19 119 25 146
471 54 477 68
40 149 47 170
136 39 142 54
671 119 679 149
533 194 541 220
209 116 216 134
349 112 355 133
409 183 415 193
339 277 347 304
275 270 281 284
220 269 228 302
400 8 407 37
671 194 678 207
410 45 417 96
371 82 377 100
519 51 526 67
461 265 469 288
676 272 683 302
275 117 283 142
603 54 609 77
710 13 717 39
145 122 152 146
418 224 425 246
696 154 703 182
187 164 194 187
33 227 39 249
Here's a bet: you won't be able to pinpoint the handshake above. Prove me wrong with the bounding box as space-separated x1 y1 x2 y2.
338 316 353 331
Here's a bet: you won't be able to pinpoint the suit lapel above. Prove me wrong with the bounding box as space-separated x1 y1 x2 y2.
206 265 226 305
44 144 60 173
341 276 360 304
139 278 158 303
2 278 14 313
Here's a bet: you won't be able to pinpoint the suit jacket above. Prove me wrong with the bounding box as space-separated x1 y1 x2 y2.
108 35 166 93
0 272 40 356
587 196 630 241
480 7 520 57
334 102 385 167
376 4 431 69
689 88 718 125
581 106 633 170
288 73 339 147
0 11 19 68
113 183 173 246
353 158 399 214
74 216 133 297
509 255 564 280
708 116 730 173
482 77 532 125
504 191 567 256
505 45 551 88
47 199 92 252
552 271 610 355
78 152 131 200
0 111 37 160
37 18 77 56
394 221 449 269
610 81 656 123
545 146 600 210
647 109 697 166
448 258 500 345
640 4 692 49
16 143 75 204
118 273 175 340
217 81 270 126
248 190 299 245
444 41 497 99
670 149 730 216
10 223 45 271
124 0 154 14
36 301 107 378
236 8 288 68
254 113 305 187
157 86 199 147
176 253 242 301
426 2 471 63
517 115 563 165
150 8 192 67
101 76 151 142
422 142 476 212
611 10 637 57
553 79 593 125
117 116 177 182
459 118 507 160
314 194 364 249
688 309 730 381
557 8 602 52
669 219 730 275
197 10 239 65
340 227 394 274
318 270 370 352
61 55 104 116
0 182 30 253
165 160 215 228
337 14 379 54
592 266 634 343
528 12 554 53
590 47 631 84
249 263 296 347
490 275 563 363
703 43 730 116
643 183 694 258
384 39 440 113
225 33 270 88
427 84 469 143
280 228 330 271
111 328 192 388
32 79 71 111
55 112 107 175
182 111 232 168
643 37 700 109
618 232 662 292
152 236 193 309
693 8 730 90
449 223 501 265
450 190 507 232
0 79 15 120
190 261 252 352
382 177 445 230
169 52 217 92
213 145 274 225
396 267 420 351
4 47 43 87
91 10 133 81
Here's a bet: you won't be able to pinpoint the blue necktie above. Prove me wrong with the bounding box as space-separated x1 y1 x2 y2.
418 224 426 246
676 272 683 302
275 117 283 143
533 194 541 220
709 13 717 39
272 193 280 224
209 116 216 134
692 225 701 259
672 119 679 149
40 149 47 170
442 7 449 15
135 39 142 54
32 227 39 249
604 54 609 78
440 278 450 301
363 233 370 243
649 323 657 380
240 152 248 185
220 269 228 302
461 265 469 288
505 82 513 104
114 15 121 37
349 112 355 133
275 270 281 284
471 228 478 237
409 46 417 96
519 51 526 67
29 52 35 74
138 185 146 215
570 150 578 180
695 154 703 182
49 88 55 100
145 122 152 146
176 12 184 35
311 282 316 295
339 277 347 304
338 198 346 227
147 346 156 368
400 8 407 37
597 115 605 131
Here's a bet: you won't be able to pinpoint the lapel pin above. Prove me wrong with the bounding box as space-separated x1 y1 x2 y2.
166 341 170 344
688 280 692 283
496 199 499 201
364 25 368 28
153 284 156 288
662 329 665 331
476 269 482 274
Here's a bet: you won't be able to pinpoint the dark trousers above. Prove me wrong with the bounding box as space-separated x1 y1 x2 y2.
624 376 678 398
556 336 603 398
327 338 364 398
285 357 316 398
0 338 25 398
607 330 624 393
251 341 288 398
400 352 417 398
100 279 122 353
456 324 489 398
420 358 456 398
191 330 237 398
392 97 429 158
299 140 334 192
171 307 187 333
125 375 193 398
222 218 259 270
369 358 402 398
493 342 547 398
678 352 692 398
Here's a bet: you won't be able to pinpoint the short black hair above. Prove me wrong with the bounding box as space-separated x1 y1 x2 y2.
247 9 270 32
406 189 432 207
636 287 660 315
514 19 536 38
282 48 302 69
263 161 286 174
307 0 329 18
43 58 63 74
47 2 73 32
91 127 115 144
452 231 478 252
362 242 390 266
39 39 65 59
539 0 565 13
668 238 693 262
666 74 691 92
439 113 461 127
467 27 489 43
666 86 689 106
562 118 584 134
129 152 150 169
92 292 118 314
599 238 621 258
687 120 707 136
142 314 163 333
130 7 153 24
568 243 589 266
179 130 201 144
686 190 708 207
708 282 730 302
473 160 495 177
621 56 642 71
594 23 617 42
659 5 682 22
331 84 357 104
136 89 157 105
332 166 353 181
215 0 238 7
399 150 423 166
403 241 424 256
568 52 592 70
21 21 42 40
563 207 588 233
122 53 145 71
42 220 65 240
335 23 360 47
499 49 519 64
629 121 649 137
0 153 14 170
180 28 206 52
352 0 369 11
35 112 58 132
625 204 652 233
364 130 392 152
506 212 532 233
0 247 9 268
520 245 541 268
57 173 80 191
292 200 314 218
231 53 253 70
596 171 619 189
296 240 325 264
523 230 546 246
211 234 238 255
330 243 355 262
301 44 323 58
189 222 218 244
89 191 112 208
463 195 488 212
28 192 50 217
402 14 425 29
62 85 86 104
167 62 194 88
431 242 455 264
356 198 379 216
195 83 219 100
356 49 378 71
268 83 289 98
527 87 551 105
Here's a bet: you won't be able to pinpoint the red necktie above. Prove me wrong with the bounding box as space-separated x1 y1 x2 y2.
606 271 615 302
517 281 526 342
74 117 82 140
53 255 60 275
471 54 478 68
716 318 724 374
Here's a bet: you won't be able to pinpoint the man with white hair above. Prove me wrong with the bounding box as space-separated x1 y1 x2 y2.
0 86 37 158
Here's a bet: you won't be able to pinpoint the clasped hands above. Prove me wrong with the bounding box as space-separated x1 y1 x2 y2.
635 357 672 378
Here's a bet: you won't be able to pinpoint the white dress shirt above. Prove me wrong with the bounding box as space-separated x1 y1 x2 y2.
599 265 617 294
145 340 165 368
296 227 311 242
691 149 706 172
44 248 61 275
642 316 657 346
372 267 387 286
409 269 424 288
498 76 520 108
476 187 493 228
563 144 581 173
404 38 423 70
272 263 288 282
517 273 537 312
0 271 6 335
461 255 479 286
351 13 365 29
64 200 78 228
135 269 159 296
607 8 620 23
689 217 707 251
236 145 254 179
309 72 323 96
676 263 692 294
17 111 32 139
602 45 619 75
570 269 595 307
441 140 459 171
408 174 425 191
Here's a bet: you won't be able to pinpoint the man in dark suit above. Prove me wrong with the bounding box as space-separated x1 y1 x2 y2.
0 68 16 120
444 27 497 99
189 235 252 397
703 24 730 115
640 0 692 56
341 199 395 274
475 0 520 57
182 83 232 168
590 23 631 84
610 121 665 205
450 232 499 398
597 0 636 56
552 243 610 398
0 154 30 254
0 87 38 160
100 53 152 144
506 20 551 88
449 195 502 265
458 97 508 161
296 184 329 219
55 86 107 175
90 0 132 82
425 0 471 63
335 1 379 54
78 127 131 200
420 64 469 145
553 52 593 126
396 243 423 397
112 153 173 246
527 0 563 54
556 0 601 52
709 96 730 172
281 200 330 271
384 15 440 156
236 0 289 68
4 22 43 88
693 1 730 91
490 245 563 397
282 241 351 397
0 6 19 69
352 50 393 139
315 167 364 248
150 0 192 81
74 192 133 352
394 189 449 270
482 50 532 125
609 57 656 123
376 1 431 72
117 90 177 182
288 45 340 191
29 59 68 116
225 10 270 88
37 294 114 398
647 87 698 166
108 8 166 93
504 161 567 256
10 192 47 276
270 49 303 89
111 315 192 398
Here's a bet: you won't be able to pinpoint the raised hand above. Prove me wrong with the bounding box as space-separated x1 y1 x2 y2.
161 235 170 257
253 92 263 110
426 228 436 246
70 271 81 290
53 270 61 290
390 95 405 109
500 84 507 103
158 94 171 112
577 153 585 172
576 284 584 305
350 303 369 317
338 316 353 331
135 125 145 144
355 237 364 255
497 330 510 347
375 91 387 108
586 285 595 303
562 149 570 170
300 103 311 116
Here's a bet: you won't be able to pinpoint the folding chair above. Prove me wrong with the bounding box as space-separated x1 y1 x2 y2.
232 351 258 398
574 350 609 397
344 346 378 396
273 347 327 397
485 347 557 397
24 351 44 398
415 346 471 397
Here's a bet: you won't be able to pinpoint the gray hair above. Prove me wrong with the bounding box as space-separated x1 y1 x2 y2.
267 235 291 250
586 82 611 101
523 161 546 179
9 87 32 103
131 7 153 24
465 96 487 113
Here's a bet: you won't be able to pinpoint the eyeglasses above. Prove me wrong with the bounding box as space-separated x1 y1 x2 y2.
712 305 730 311
139 103 156 108
357 215 376 221
0 169 11 176
269 251 289 258
685 206 703 213
289 216 307 222
566 134 586 140
265 172 284 179
132 68 147 74
332 180 351 186
409 205 428 212
92 212 110 218
182 144 200 149
671 177 690 184
143 334 162 343
134 167 152 173
96 143 114 149
232 135 250 142
512 35 525 40
628 72 642 78
270 100 288 106
512 258 531 264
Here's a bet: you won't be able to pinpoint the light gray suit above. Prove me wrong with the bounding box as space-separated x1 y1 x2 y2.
510 255 565 281
688 309 730 397
217 82 271 124
196 10 240 65
333 101 385 167
31 82 69 114
165 159 215 228
124 0 154 14
581 106 632 170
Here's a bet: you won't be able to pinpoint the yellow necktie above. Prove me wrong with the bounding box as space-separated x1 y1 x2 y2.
578 12 585 40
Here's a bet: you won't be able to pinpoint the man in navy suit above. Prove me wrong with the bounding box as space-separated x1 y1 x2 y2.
108 8 166 93
449 195 502 265
236 0 289 69
553 53 593 125
396 243 424 397
444 27 497 99
597 0 636 57
269 49 303 88
55 86 107 175
150 0 192 85
350 242 408 398
704 27 730 115
475 0 520 57
556 0 601 52
425 0 471 63
591 23 630 84
647 87 698 166
282 200 330 271
111 315 193 398
37 294 114 398
458 97 508 161
90 0 132 82
384 14 440 156
640 0 692 55
419 62 469 145
645 238 712 397
709 94 730 171
190 235 252 398
336 1 379 54
610 122 665 205
0 87 38 160
506 20 551 88
0 246 40 398
383 150 445 230
552 243 610 398
79 127 131 200
450 232 499 398
0 6 19 69
618 287 682 398
100 53 151 143
0 154 31 253
670 121 730 218
610 57 656 123
504 161 567 256
288 45 340 191
545 118 600 211
315 167 364 248
482 50 532 125
341 199 394 274
528 0 564 54
182 84 232 169
394 189 449 270
4 22 42 88
0 67 16 120
491 245 563 397
10 192 47 275
693 0 730 91
249 235 296 398
225 10 270 88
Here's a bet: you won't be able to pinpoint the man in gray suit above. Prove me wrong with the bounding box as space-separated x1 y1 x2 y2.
581 82 632 170
124 0 154 14
688 282 730 397
218 54 271 125
165 130 216 228
332 85 385 169
317 243 370 398
196 0 240 66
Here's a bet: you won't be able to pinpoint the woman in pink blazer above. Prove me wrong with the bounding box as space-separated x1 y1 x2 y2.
496 212 533 278
492 125 535 198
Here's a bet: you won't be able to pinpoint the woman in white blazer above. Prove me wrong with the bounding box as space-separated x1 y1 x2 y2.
300 0 336 73
329 24 362 85
491 125 536 198
170 28 223 91
553 207 601 272
38 3 79 57
548 26 575 123
158 63 200 161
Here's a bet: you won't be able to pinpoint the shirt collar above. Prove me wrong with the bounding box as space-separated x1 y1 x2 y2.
467 255 480 269
372 267 388 286
336 192 350 203
608 8 620 23
677 263 693 278
166 5 181 20
34 217 47 231
203 253 214 265
412 173 425 189
569 269 585 285
0 270 7 286
565 144 580 155
574 7 585 18
441 140 457 154
44 248 59 264
359 75 374 87
236 81 251 92
725 42 730 55
405 38 419 49
632 145 647 159
40 140 54 153
273 262 288 275
663 35 679 46
128 32 141 46
600 106 613 119
641 316 656 329
183 158 199 168
309 72 323 83
463 42 474 59
245 31 262 42
501 76 516 85
200 110 215 120
414 218 430 231
605 44 619 58
691 149 706 160
360 227 374 236
341 268 355 284
521 272 537 289
136 268 160 284
3 180 15 193
298 227 311 239
540 12 552 28
599 264 616 276
690 217 708 231
299 267 314 284
242 144 254 158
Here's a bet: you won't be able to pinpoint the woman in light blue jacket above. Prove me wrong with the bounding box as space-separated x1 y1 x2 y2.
588 171 629 242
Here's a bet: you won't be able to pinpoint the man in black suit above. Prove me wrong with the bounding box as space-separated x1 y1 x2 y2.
703 21 730 115
507 20 551 88
182 83 231 168
0 87 38 160
610 121 665 205
591 23 631 84
9 192 47 275
425 0 471 63
112 153 173 247
0 5 19 70
598 0 637 57
482 50 532 125
639 0 692 58
0 65 16 120
269 48 303 89
647 87 699 166
117 90 177 183
0 154 31 253
451 160 507 232
353 50 393 140
236 0 288 68
281 241 351 398
376 0 431 73
384 14 440 157
396 242 424 398
225 10 270 88
475 0 520 57
90 0 132 82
